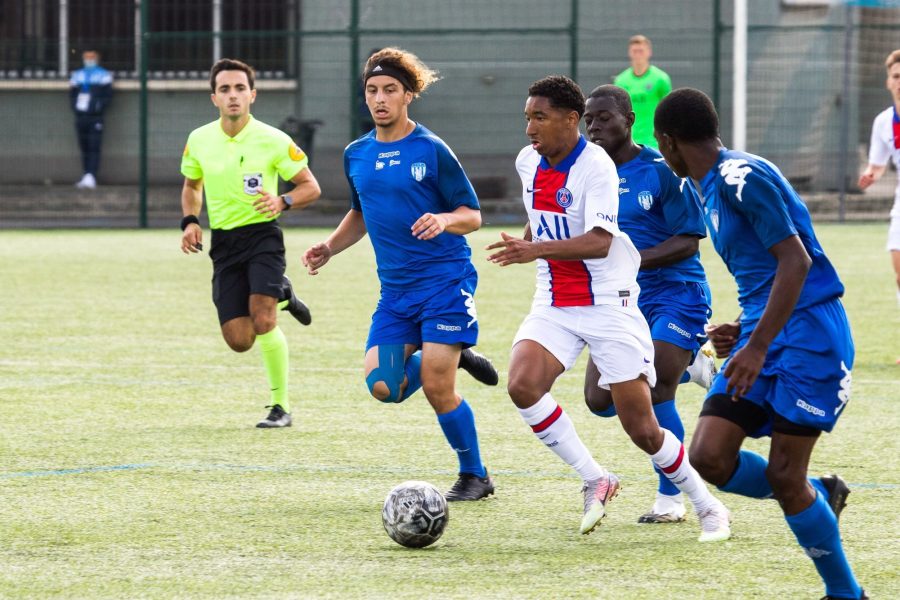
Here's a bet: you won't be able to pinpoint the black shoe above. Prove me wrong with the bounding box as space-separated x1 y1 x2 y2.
281 276 311 326
256 404 292 428
458 348 499 386
820 474 850 521
445 470 494 501
820 591 867 600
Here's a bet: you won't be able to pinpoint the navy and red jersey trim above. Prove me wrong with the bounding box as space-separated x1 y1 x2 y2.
548 259 594 307
893 106 900 150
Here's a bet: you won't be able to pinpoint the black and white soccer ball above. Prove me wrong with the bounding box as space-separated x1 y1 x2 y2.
381 480 448 548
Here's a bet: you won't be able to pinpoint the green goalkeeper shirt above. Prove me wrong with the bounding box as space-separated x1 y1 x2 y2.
613 65 672 148
181 115 308 230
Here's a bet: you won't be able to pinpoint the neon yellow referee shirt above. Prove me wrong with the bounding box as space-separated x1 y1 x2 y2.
181 115 308 230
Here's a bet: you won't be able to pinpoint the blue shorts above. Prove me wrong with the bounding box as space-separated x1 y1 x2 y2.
639 280 711 352
708 298 854 434
366 273 480 350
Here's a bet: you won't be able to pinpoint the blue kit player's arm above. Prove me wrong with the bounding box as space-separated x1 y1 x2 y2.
720 170 812 398
641 167 706 269
411 142 481 240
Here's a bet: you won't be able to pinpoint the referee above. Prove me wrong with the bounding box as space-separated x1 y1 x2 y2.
180 58 321 428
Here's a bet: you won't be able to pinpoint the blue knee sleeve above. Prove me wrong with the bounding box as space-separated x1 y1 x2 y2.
591 405 618 418
365 344 407 403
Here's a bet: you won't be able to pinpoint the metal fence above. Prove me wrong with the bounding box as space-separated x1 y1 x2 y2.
0 0 897 228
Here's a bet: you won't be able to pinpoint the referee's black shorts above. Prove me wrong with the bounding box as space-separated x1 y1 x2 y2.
209 221 286 325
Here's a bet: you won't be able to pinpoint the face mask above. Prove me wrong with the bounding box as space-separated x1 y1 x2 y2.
84 59 97 68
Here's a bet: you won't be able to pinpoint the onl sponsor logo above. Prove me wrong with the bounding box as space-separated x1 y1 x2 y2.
638 190 653 210
796 398 826 418
377 150 400 159
595 212 617 224
667 322 691 338
436 323 462 332
411 162 427 181
556 187 574 208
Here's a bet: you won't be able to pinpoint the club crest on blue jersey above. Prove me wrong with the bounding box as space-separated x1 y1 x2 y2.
637 190 653 210
709 208 719 232
556 187 573 208
411 162 427 182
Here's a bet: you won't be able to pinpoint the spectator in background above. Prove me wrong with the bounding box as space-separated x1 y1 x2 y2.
613 35 671 149
69 50 113 189
859 49 900 311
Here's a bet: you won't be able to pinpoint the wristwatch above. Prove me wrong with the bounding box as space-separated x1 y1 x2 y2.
281 194 293 211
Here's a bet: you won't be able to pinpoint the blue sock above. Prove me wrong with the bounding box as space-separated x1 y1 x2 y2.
400 351 423 401
719 452 837 505
436 399 486 478
718 450 773 498
652 400 684 496
785 491 862 599
679 370 691 384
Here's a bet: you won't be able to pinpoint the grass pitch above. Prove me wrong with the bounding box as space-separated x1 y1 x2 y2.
0 224 898 599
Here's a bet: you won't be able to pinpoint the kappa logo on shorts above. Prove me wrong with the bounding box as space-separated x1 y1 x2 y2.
796 398 826 418
835 361 852 415
667 322 692 338
461 288 478 327
436 323 462 332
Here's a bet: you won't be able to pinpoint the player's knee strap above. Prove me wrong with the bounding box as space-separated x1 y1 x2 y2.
365 344 406 403
591 405 618 418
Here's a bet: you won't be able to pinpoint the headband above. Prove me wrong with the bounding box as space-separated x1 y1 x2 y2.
363 63 414 92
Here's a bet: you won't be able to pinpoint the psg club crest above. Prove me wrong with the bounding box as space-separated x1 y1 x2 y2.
556 187 574 208
637 190 653 210
411 162 427 182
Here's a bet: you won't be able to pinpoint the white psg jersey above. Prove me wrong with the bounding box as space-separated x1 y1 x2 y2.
516 136 641 307
867 106 900 216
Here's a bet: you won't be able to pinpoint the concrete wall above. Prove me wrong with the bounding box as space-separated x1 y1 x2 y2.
0 0 883 199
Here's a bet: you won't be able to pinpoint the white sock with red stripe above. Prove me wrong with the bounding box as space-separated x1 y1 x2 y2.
650 428 715 513
518 393 607 482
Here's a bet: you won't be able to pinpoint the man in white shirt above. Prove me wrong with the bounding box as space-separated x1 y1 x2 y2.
859 49 900 309
487 75 730 541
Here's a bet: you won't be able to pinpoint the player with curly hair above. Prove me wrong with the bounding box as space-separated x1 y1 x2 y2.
302 47 498 501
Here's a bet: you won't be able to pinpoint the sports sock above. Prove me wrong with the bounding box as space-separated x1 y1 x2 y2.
652 400 684 496
650 428 715 512
257 326 289 413
679 370 691 384
519 393 606 482
590 404 617 418
400 350 423 401
785 491 862 599
719 450 773 498
719 451 835 505
436 399 486 478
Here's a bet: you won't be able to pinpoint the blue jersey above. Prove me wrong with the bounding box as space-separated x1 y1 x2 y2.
345 124 480 291
617 146 707 289
699 149 844 322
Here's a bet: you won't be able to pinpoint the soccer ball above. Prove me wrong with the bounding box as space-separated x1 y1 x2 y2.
381 480 448 548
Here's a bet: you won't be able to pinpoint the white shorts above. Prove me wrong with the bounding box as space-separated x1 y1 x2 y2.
513 303 657 390
887 216 900 252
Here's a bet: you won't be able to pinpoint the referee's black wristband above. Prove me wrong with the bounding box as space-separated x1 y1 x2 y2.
180 215 200 231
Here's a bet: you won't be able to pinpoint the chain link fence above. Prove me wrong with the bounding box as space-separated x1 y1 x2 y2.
0 0 897 227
